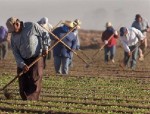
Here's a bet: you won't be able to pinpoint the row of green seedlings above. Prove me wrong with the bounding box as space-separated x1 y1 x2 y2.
1 78 150 101
41 87 150 100
1 88 149 112
1 88 150 106
1 86 150 106
0 99 150 114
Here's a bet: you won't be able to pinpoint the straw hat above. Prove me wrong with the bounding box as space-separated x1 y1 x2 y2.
63 21 74 28
74 19 81 25
73 19 81 28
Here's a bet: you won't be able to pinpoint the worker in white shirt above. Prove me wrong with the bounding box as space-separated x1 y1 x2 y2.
119 27 145 70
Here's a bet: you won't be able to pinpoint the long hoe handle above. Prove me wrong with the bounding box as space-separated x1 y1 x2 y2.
44 25 90 67
79 49 91 60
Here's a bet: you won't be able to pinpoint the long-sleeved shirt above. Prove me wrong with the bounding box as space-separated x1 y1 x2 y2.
132 18 149 36
11 22 50 68
51 26 77 58
101 27 118 47
0 26 8 42
37 22 51 46
120 27 145 52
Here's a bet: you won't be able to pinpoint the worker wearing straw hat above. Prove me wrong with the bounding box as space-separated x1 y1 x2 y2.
73 19 81 50
69 19 81 67
6 17 50 100
51 20 77 75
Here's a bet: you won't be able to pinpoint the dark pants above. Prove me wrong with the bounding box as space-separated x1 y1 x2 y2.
17 57 44 100
43 51 51 69
0 41 8 60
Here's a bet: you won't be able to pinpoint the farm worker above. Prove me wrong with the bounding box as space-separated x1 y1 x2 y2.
101 22 118 63
73 19 81 50
50 20 77 75
37 17 53 69
0 26 8 60
6 17 50 100
132 14 150 61
119 27 145 70
69 19 81 67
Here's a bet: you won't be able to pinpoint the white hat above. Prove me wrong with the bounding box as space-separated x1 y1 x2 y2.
38 17 53 30
38 17 48 25
105 22 112 27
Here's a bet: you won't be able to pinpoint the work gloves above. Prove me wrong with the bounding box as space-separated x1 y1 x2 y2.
104 40 108 45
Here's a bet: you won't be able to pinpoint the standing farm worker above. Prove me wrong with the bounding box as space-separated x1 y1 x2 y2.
69 19 81 67
0 26 8 60
101 22 118 63
51 20 77 75
37 17 53 69
73 19 81 50
132 14 150 61
6 17 50 100
119 27 145 70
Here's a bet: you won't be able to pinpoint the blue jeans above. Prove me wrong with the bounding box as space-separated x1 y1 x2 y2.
54 56 70 74
104 46 116 62
124 44 138 69
68 53 73 67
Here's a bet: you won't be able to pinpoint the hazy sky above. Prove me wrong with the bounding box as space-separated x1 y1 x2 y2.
0 0 150 30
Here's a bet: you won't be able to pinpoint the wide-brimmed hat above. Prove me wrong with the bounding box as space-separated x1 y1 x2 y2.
63 21 74 28
105 22 112 27
6 17 18 32
120 27 127 36
73 19 81 28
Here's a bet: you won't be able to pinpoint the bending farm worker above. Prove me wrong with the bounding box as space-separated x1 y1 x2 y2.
6 17 50 100
119 27 145 70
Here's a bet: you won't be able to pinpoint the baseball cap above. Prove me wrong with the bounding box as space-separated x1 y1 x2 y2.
120 27 127 36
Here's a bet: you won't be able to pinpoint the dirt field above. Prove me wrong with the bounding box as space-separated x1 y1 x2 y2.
0 30 150 113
